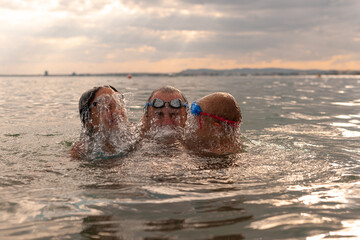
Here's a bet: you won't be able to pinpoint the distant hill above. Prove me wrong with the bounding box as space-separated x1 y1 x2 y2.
176 68 360 76
1 68 359 77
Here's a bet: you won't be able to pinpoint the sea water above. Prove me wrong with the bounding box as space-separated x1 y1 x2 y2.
0 75 359 239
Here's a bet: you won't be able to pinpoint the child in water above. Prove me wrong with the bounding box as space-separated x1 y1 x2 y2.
71 85 136 160
184 92 242 156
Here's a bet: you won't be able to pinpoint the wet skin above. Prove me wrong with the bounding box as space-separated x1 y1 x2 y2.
143 91 187 131
89 88 127 134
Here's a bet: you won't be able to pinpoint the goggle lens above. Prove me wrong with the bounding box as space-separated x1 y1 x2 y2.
151 98 184 109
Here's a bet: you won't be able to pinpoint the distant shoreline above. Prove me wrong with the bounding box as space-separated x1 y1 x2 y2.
0 73 170 77
1 68 360 77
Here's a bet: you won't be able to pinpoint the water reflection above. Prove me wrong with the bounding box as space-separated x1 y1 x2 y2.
146 215 252 231
308 221 360 239
249 213 339 230
1 76 360 239
79 196 251 239
81 214 247 240
332 100 360 106
81 215 120 240
337 128 360 138
192 155 237 170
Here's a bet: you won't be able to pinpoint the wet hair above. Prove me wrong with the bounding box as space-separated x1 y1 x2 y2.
198 92 242 124
147 86 188 103
79 85 119 127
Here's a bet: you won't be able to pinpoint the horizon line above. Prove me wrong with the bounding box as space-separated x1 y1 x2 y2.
1 67 360 77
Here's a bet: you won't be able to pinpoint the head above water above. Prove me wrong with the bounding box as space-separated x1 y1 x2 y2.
79 85 126 134
190 92 241 142
142 86 188 132
79 85 118 126
186 92 242 156
194 92 241 127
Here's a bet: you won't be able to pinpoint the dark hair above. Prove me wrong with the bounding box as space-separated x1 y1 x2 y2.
79 85 119 126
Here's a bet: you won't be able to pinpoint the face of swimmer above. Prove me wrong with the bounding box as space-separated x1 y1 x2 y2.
88 87 127 133
143 91 187 131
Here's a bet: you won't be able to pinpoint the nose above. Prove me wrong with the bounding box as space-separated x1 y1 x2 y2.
111 106 123 119
162 113 174 125
158 106 178 126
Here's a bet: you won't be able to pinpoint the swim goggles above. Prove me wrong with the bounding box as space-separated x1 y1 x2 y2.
145 98 188 109
190 101 239 129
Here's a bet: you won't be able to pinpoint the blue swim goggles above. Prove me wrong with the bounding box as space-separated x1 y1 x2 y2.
145 98 188 109
190 101 239 129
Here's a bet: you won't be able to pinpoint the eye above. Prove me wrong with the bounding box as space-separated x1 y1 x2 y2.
92 102 98 107
156 112 164 117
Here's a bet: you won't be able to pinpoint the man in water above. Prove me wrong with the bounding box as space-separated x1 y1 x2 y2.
141 86 188 134
71 85 135 159
184 92 242 156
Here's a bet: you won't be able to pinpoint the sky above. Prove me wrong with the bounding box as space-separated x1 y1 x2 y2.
1 0 360 74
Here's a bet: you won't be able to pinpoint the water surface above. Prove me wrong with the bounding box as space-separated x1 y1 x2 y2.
0 75 359 239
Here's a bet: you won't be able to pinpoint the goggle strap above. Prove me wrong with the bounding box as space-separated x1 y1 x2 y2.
199 114 202 129
200 112 239 128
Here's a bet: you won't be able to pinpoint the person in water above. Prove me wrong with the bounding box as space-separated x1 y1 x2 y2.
141 86 188 134
71 85 135 159
184 92 242 156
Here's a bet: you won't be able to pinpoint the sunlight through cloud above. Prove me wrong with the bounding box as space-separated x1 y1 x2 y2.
1 0 360 74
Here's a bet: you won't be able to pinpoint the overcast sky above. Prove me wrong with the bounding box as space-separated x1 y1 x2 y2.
1 0 360 74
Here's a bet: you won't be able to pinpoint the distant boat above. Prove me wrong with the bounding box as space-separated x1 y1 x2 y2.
127 75 132 79
317 74 322 78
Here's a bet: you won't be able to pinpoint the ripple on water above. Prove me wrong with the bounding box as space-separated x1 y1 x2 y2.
249 213 340 230
332 99 360 106
0 76 359 239
0 175 36 187
281 112 331 120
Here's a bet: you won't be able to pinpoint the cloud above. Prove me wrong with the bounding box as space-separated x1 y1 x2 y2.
1 0 360 73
